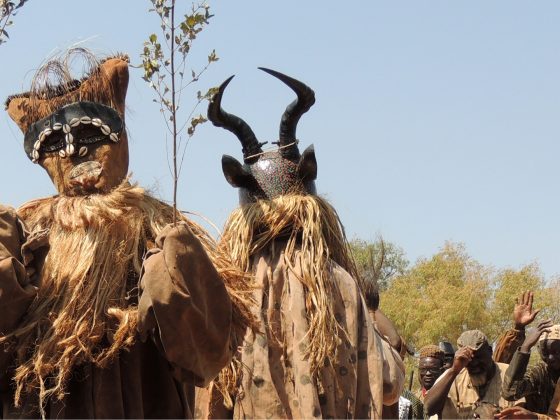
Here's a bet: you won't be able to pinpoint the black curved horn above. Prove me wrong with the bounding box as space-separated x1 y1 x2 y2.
208 75 265 162
258 67 315 148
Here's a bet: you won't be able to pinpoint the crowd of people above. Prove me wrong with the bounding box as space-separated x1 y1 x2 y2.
0 50 557 420
372 291 560 419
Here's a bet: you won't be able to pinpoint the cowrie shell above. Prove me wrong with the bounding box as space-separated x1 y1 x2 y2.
79 146 88 157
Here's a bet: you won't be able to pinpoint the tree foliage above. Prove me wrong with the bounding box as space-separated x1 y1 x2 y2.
358 239 558 354
350 237 408 291
379 242 491 350
486 263 551 339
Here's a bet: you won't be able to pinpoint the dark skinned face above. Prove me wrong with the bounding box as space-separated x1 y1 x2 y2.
540 340 560 372
466 345 494 377
418 357 444 390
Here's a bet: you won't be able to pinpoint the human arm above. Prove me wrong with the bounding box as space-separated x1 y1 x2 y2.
501 318 553 401
501 319 549 402
494 291 539 363
424 346 474 416
137 222 232 386
373 309 405 356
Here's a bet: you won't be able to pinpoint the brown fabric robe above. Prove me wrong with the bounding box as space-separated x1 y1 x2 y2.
198 239 404 419
0 205 232 419
493 327 525 364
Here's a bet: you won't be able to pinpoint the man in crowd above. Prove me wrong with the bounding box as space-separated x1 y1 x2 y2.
417 345 445 401
501 320 560 414
424 330 523 419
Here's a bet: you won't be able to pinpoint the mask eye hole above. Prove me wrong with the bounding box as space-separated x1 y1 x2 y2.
41 133 65 152
73 125 110 145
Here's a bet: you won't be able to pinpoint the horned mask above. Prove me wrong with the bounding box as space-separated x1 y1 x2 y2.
208 68 318 204
5 50 130 196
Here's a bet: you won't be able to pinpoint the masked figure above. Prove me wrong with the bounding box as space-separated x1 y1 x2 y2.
197 68 404 419
0 50 250 419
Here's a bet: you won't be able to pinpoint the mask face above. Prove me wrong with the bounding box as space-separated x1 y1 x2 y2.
27 101 129 196
39 130 129 196
208 68 318 203
222 146 317 204
6 53 130 196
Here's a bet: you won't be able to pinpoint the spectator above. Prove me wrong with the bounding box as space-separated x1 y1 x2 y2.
424 330 523 419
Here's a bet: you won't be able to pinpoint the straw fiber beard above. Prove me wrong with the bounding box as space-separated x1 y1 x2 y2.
219 194 359 377
8 184 158 408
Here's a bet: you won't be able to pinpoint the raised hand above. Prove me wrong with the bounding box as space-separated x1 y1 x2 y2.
452 346 474 373
520 318 553 353
513 291 540 330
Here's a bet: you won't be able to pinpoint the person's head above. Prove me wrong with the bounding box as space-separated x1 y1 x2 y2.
457 330 495 386
5 50 130 196
439 341 455 370
418 345 445 390
538 324 560 372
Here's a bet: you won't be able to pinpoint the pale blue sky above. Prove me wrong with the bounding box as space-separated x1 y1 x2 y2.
1 1 558 278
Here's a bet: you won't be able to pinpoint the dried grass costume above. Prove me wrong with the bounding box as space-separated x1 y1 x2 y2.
196 69 404 419
0 51 248 418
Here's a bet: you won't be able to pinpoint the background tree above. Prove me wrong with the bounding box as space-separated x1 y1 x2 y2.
380 241 492 351
350 237 408 291
486 263 552 339
540 275 560 322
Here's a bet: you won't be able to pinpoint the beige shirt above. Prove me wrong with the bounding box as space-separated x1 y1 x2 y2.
439 362 524 419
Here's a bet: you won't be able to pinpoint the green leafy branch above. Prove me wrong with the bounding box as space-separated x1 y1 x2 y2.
141 0 218 223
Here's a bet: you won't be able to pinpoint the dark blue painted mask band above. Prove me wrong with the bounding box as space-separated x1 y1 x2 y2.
24 101 123 162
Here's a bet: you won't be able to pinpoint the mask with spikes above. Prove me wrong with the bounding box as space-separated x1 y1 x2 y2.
208 67 318 204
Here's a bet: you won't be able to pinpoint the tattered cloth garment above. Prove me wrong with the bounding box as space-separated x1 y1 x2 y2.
196 194 405 419
197 242 404 419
